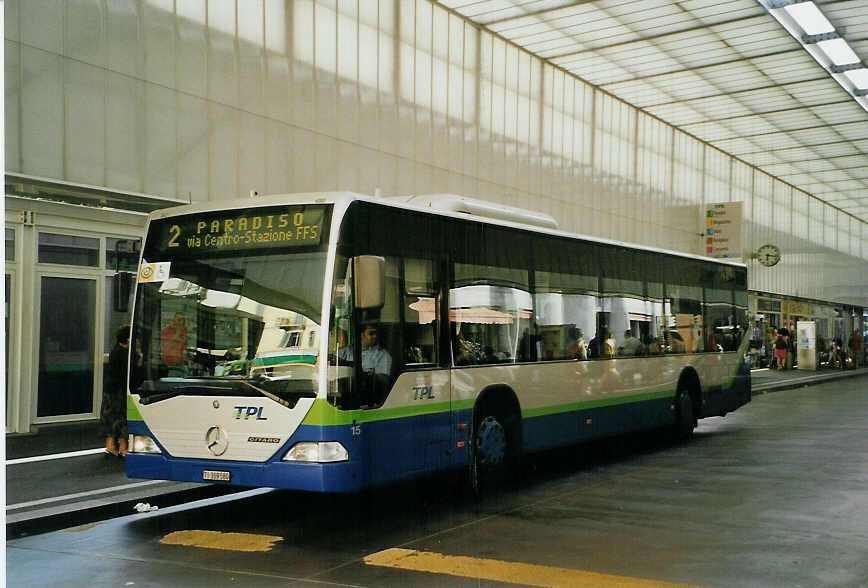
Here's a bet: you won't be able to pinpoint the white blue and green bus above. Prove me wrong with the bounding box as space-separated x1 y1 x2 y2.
126 192 750 492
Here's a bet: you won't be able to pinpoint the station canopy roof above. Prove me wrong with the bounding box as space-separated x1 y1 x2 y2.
441 0 868 224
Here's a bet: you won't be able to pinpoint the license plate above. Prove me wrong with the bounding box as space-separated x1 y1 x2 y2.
202 470 231 482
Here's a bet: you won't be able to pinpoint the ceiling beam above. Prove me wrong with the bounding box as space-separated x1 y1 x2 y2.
545 13 767 61
482 0 596 28
698 119 868 140
665 96 851 125
735 138 864 155
774 163 868 176
643 80 836 110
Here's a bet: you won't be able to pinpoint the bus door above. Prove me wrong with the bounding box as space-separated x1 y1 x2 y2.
393 256 452 477
352 255 452 482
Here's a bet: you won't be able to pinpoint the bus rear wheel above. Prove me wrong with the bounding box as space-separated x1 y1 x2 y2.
674 389 697 440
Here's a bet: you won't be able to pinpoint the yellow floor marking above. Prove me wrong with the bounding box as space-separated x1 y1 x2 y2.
364 548 703 588
160 530 282 552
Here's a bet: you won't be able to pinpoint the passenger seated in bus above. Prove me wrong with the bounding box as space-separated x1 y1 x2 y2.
588 333 600 359
618 329 644 357
454 329 483 365
667 331 686 353
517 328 536 362
588 329 616 359
405 344 425 364
404 324 433 364
483 346 510 363
565 327 588 360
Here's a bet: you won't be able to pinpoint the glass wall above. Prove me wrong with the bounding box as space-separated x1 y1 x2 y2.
4 0 866 308
4 200 147 432
38 277 96 417
38 233 99 266
5 228 15 261
5 273 11 428
4 227 15 431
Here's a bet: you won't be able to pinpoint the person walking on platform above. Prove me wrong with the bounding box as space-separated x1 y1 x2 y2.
786 322 797 369
849 329 863 368
101 326 141 457
764 327 775 368
773 331 788 371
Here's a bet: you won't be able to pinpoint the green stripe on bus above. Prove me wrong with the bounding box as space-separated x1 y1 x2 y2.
302 391 678 426
521 389 675 419
127 395 143 422
302 399 454 426
252 355 316 367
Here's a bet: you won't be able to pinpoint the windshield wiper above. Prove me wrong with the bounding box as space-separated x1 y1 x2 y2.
138 382 235 405
137 376 316 406
241 379 295 408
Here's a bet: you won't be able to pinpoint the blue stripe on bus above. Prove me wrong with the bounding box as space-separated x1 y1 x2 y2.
522 396 675 453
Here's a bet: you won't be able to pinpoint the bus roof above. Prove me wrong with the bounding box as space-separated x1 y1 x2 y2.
147 191 746 269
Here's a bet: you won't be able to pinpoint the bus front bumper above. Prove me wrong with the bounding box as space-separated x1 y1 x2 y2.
126 452 363 493
125 421 363 493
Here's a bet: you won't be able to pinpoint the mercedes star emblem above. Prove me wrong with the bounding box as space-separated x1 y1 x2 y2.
205 426 229 456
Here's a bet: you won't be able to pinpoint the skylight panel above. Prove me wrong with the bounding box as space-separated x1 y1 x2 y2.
817 38 860 66
843 68 868 90
783 2 834 35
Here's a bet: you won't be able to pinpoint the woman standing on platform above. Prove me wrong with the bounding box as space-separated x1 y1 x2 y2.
773 331 788 371
101 326 140 457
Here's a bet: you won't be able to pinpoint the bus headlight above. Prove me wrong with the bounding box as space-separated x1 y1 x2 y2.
282 441 348 463
129 434 161 454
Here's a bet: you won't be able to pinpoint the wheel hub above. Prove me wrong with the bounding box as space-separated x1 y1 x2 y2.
476 416 506 466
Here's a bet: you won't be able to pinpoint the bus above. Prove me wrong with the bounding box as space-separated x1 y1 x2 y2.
126 192 751 492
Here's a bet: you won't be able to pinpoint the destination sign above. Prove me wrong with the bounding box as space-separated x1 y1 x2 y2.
147 205 328 257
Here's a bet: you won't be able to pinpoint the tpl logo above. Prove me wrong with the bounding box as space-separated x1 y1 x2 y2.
233 406 268 420
412 385 435 400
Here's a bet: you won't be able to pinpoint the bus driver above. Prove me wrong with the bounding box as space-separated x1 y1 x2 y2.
338 323 392 407
338 324 392 376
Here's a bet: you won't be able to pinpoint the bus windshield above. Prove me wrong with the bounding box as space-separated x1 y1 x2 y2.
131 204 330 406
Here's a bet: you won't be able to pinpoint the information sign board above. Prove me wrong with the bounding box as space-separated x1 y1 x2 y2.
704 202 743 258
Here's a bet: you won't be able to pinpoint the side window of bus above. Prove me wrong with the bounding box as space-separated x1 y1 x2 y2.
666 284 704 354
646 279 666 355
349 257 401 409
369 256 402 374
733 290 749 348
707 267 743 352
601 276 647 357
403 258 437 367
359 256 439 373
451 264 531 365
534 270 598 361
706 287 735 352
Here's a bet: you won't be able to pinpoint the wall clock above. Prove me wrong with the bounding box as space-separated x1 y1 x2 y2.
756 244 781 267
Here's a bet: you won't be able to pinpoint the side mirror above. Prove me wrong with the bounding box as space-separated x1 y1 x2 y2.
114 272 135 312
353 255 385 309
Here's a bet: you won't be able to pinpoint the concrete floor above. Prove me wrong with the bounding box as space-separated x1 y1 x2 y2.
6 376 868 588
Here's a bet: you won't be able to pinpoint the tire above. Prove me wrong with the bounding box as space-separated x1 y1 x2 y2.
469 412 510 496
674 389 697 440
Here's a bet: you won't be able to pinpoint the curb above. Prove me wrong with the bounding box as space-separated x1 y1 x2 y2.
6 482 240 540
752 369 867 394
